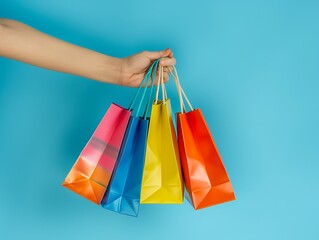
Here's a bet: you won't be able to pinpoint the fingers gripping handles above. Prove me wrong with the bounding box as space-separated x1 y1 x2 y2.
128 61 190 116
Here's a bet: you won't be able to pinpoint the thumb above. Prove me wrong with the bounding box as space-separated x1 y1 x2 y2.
145 48 172 60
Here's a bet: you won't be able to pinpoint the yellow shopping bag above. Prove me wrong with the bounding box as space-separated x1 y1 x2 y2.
140 65 184 204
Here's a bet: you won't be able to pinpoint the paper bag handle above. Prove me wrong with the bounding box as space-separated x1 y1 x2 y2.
128 60 158 115
143 60 160 119
155 64 168 103
168 66 194 113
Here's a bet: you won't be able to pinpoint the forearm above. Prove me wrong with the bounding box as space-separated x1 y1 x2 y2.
0 19 122 84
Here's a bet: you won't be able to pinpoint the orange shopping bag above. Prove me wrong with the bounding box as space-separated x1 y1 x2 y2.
169 66 235 210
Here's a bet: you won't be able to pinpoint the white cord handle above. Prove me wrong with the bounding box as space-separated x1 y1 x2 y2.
155 64 168 103
168 66 194 113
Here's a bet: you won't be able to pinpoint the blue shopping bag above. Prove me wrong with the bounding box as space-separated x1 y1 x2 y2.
101 60 159 216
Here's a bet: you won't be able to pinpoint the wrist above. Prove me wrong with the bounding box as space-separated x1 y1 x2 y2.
116 57 133 87
94 54 123 85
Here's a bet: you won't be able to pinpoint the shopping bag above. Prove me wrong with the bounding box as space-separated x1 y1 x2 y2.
170 66 235 210
140 65 184 204
62 103 131 204
101 60 159 216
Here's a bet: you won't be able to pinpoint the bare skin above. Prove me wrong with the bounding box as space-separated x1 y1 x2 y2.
0 19 176 87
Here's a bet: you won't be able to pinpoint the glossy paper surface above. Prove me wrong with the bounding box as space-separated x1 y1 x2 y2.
140 99 184 204
177 109 235 209
62 103 131 204
101 116 148 216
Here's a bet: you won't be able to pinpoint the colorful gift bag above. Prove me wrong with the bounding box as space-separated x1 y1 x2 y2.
62 103 131 204
140 65 184 204
101 60 159 216
169 66 235 210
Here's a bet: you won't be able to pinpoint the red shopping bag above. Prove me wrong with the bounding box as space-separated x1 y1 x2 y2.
170 66 235 210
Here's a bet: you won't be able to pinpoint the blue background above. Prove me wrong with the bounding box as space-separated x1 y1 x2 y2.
1 0 318 239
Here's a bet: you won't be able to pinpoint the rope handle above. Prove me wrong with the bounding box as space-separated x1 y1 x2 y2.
168 66 194 113
128 60 158 116
143 60 160 119
155 63 168 103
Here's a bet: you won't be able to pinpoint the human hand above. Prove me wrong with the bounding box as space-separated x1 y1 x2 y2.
118 48 176 87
